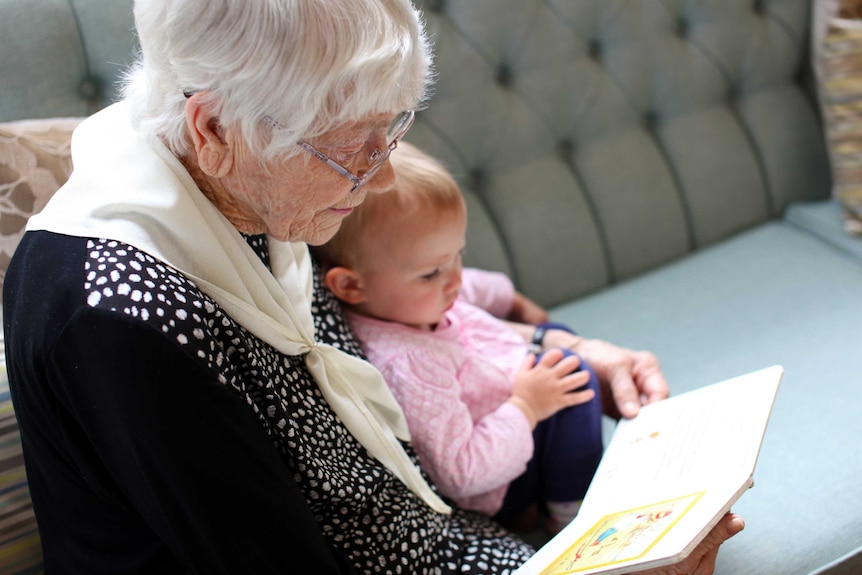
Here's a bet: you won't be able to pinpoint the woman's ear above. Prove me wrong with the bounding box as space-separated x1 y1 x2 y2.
185 93 233 178
323 267 366 305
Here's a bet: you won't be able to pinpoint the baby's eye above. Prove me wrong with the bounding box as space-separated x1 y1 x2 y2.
421 269 441 281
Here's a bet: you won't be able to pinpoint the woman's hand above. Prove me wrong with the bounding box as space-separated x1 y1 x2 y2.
638 513 745 575
541 330 669 419
507 349 595 428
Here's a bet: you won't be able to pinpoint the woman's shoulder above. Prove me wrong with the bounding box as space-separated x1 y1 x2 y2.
6 232 241 362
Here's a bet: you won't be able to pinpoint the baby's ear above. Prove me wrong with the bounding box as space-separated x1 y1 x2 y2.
323 267 366 305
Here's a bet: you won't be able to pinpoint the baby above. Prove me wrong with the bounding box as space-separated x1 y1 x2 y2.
311 141 604 533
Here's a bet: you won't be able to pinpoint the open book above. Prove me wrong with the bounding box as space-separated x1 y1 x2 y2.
514 365 783 575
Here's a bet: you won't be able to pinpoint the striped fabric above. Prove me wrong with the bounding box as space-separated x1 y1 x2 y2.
0 364 43 575
821 16 862 236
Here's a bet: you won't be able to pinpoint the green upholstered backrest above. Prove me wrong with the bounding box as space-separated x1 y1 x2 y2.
0 0 136 122
406 0 832 307
0 0 832 309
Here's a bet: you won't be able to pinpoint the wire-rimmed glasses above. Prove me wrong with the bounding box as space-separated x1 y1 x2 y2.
293 110 415 192
182 91 414 193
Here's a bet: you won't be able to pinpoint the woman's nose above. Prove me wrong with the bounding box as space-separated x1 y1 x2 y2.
363 159 396 195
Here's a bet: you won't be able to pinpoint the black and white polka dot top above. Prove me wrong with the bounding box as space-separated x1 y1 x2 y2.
4 230 534 574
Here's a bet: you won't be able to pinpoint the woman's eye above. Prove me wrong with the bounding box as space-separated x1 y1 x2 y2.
328 146 364 163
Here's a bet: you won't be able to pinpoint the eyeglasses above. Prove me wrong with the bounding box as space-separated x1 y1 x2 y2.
182 91 414 193
293 110 415 193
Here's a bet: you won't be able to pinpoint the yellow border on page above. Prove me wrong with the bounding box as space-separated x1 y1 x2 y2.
539 492 705 575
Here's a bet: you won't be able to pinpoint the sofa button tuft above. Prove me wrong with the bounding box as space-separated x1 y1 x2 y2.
588 39 602 61
644 111 658 130
425 0 445 13
468 168 485 192
496 63 512 88
77 77 102 101
557 139 574 160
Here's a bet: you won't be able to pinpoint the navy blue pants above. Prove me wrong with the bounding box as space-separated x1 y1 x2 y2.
495 346 604 523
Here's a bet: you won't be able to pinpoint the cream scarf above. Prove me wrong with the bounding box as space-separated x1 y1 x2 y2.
27 102 451 514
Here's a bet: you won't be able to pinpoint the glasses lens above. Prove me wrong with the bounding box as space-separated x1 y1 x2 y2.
347 110 415 192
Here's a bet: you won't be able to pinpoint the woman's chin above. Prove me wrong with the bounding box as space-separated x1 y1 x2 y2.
303 219 347 246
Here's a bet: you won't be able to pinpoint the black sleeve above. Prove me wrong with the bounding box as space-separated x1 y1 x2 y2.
48 306 358 575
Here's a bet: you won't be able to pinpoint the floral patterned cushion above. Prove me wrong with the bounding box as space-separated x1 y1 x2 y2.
0 118 81 284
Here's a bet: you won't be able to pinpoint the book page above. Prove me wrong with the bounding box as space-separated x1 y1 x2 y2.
515 365 782 575
582 366 780 511
539 492 706 575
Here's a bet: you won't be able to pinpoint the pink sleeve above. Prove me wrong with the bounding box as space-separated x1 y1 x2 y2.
458 267 516 319
379 351 534 502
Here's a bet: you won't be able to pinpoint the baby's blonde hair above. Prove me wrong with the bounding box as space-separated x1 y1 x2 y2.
314 141 465 271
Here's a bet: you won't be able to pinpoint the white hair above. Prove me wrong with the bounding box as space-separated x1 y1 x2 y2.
123 0 433 161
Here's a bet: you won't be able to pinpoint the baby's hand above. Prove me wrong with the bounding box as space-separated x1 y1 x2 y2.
507 349 596 428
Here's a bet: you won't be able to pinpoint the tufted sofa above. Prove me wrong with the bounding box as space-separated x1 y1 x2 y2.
1 1 861 574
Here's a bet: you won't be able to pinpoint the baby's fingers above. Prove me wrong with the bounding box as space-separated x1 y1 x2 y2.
560 369 590 391
552 353 582 375
562 387 596 407
520 352 538 371
535 348 565 367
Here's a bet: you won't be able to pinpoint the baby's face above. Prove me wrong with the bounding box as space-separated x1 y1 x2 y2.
354 207 466 330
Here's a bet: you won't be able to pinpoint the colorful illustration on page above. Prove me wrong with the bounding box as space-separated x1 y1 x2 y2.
540 492 704 575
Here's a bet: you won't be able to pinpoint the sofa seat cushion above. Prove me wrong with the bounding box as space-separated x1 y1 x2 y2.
785 199 862 262
550 221 862 575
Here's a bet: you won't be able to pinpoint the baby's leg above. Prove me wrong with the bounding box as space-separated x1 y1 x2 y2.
536 349 603 532
496 349 604 534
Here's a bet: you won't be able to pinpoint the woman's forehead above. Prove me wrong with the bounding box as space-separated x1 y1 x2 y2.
322 112 395 140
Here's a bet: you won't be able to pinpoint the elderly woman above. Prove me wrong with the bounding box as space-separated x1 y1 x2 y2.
2 0 742 573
